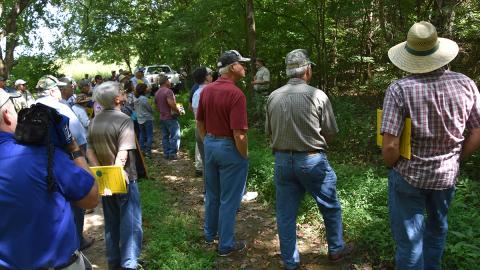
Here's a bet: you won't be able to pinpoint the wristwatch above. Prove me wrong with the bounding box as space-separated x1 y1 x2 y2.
70 150 84 160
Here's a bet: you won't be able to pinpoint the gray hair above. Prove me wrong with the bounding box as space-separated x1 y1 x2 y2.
218 65 231 75
286 64 310 78
93 81 120 109
36 87 60 98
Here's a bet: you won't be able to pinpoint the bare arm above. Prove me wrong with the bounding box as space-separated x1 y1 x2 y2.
74 182 99 209
233 129 248 159
461 128 480 160
197 120 206 142
167 97 180 114
86 148 100 166
382 133 400 167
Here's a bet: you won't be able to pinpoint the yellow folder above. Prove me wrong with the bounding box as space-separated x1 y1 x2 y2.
90 166 127 195
376 109 412 159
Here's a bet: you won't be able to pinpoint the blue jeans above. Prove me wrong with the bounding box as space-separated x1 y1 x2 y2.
160 119 180 158
388 170 455 270
139 120 153 156
274 151 344 269
203 136 248 253
102 182 143 269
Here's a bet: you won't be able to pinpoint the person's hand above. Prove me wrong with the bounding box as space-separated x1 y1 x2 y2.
103 188 113 196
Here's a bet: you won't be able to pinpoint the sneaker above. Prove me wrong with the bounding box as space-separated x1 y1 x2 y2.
169 154 178 160
328 243 354 262
242 191 258 202
218 240 247 256
195 170 203 177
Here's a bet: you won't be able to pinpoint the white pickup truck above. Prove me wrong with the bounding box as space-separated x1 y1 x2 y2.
144 65 180 89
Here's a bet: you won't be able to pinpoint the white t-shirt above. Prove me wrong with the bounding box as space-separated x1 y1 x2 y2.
192 84 206 117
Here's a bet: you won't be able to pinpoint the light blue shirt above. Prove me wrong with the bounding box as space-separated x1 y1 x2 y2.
36 96 88 146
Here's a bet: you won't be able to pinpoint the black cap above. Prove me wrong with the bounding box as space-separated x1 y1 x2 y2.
0 76 6 81
217 50 251 68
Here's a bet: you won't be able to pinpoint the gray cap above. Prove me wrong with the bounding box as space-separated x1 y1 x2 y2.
217 50 251 68
285 49 315 76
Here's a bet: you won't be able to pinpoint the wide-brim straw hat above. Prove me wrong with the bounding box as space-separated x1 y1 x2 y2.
388 21 459 74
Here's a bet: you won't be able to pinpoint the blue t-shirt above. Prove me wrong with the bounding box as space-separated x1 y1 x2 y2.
0 132 94 269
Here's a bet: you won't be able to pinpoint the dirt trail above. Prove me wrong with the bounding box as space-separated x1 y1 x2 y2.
149 145 359 270
81 142 362 270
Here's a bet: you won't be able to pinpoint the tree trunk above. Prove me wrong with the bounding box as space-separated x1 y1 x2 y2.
0 0 33 78
432 0 459 37
246 0 256 96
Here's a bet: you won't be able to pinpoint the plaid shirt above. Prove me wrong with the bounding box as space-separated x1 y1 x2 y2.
381 69 480 189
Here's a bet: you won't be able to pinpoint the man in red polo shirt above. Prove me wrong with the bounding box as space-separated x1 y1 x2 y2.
196 50 249 256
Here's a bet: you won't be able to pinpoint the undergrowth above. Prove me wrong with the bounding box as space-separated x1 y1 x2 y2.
156 90 480 269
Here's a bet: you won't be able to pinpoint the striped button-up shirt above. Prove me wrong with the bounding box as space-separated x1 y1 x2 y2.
266 78 338 152
381 69 480 189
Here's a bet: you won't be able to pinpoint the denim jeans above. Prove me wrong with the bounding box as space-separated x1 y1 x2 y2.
160 119 180 158
388 170 455 270
274 151 344 269
102 182 143 269
203 136 248 253
138 120 153 157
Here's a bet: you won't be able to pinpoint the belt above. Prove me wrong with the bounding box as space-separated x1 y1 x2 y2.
273 149 323 155
37 252 79 270
206 133 233 140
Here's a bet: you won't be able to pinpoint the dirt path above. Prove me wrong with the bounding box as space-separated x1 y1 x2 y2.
83 204 108 269
81 141 364 270
149 145 361 270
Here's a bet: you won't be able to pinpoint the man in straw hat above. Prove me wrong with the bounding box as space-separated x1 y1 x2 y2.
381 21 480 269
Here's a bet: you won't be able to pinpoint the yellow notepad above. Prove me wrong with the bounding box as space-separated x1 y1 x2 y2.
376 109 412 159
90 166 127 195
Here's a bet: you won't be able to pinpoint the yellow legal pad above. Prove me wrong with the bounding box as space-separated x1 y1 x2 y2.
376 109 412 159
89 166 127 195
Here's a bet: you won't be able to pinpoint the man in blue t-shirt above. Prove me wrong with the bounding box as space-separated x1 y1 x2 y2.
0 89 99 269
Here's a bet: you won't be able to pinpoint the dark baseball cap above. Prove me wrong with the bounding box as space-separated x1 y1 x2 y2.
217 50 251 68
0 76 6 81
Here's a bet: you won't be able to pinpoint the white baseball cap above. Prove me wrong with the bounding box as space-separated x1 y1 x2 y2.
14 79 27 86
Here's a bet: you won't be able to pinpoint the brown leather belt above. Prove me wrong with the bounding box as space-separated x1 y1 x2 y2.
274 149 323 155
206 133 233 140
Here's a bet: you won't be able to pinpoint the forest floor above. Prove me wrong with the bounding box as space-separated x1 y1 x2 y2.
82 143 366 270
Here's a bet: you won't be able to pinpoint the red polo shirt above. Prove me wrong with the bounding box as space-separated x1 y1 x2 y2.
196 77 248 137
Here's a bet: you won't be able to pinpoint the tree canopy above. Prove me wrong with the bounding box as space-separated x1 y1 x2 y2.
3 0 480 93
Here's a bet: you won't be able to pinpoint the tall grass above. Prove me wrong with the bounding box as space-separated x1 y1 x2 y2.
139 178 215 269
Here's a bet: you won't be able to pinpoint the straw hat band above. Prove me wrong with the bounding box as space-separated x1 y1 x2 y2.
388 21 458 74
405 41 440 56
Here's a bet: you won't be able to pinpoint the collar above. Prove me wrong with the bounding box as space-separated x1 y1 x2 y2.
0 131 14 142
215 77 235 84
287 78 307 85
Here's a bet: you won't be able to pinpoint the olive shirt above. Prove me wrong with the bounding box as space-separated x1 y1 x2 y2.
266 78 338 151
87 109 137 180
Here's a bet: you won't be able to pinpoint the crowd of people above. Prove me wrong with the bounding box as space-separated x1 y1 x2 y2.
1 21 480 270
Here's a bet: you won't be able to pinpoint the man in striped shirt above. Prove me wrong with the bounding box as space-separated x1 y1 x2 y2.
381 21 480 269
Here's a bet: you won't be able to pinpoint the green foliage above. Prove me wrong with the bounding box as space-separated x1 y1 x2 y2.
139 180 215 269
9 54 61 90
178 93 480 268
